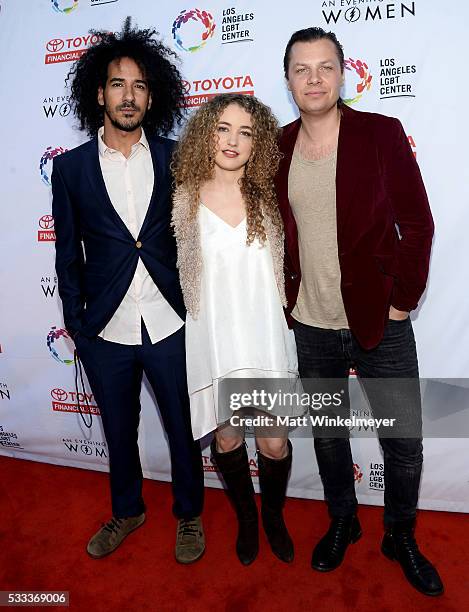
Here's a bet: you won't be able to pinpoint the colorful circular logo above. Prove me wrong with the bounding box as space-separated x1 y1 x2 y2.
343 58 373 105
47 327 75 365
353 463 363 483
172 8 215 53
40 146 68 186
50 0 79 14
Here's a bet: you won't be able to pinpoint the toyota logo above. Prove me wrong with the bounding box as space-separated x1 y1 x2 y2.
182 80 191 95
51 388 68 401
39 215 54 229
46 39 64 53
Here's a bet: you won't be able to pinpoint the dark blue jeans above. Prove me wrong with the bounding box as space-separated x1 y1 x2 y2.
293 318 423 526
75 322 204 520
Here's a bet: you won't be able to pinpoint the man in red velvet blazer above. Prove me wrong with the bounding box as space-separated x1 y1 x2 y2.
275 27 443 596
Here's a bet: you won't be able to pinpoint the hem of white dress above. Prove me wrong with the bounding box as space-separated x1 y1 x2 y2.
188 365 298 395
189 367 299 440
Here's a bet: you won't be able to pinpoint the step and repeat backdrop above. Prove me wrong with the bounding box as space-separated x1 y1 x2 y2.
1 0 468 512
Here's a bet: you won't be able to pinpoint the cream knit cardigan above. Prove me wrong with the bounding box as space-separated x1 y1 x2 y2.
171 185 287 319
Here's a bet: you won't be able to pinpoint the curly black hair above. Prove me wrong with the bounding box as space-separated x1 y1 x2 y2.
67 17 185 136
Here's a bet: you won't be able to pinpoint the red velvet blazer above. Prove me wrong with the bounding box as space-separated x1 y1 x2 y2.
275 104 434 350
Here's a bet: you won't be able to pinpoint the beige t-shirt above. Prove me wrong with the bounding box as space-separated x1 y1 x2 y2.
288 147 349 329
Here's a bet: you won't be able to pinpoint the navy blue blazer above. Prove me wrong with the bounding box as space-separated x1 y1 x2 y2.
51 134 185 339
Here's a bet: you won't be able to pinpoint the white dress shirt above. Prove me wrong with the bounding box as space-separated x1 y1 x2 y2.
97 127 183 345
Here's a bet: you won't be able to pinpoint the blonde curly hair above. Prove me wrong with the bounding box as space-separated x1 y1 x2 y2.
171 93 283 244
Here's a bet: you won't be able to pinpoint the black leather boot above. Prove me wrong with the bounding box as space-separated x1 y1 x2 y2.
311 514 361 571
381 518 444 596
257 439 294 563
210 439 259 565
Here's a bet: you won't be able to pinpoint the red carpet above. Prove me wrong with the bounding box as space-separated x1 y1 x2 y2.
0 456 467 611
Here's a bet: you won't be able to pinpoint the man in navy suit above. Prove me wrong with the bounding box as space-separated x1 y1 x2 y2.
52 19 204 563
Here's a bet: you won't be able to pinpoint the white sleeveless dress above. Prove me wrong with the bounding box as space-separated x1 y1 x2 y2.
185 204 299 440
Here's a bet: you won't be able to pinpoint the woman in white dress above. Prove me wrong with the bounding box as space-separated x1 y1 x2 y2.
172 94 300 565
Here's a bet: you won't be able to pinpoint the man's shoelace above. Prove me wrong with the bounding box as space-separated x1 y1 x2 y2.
330 519 350 540
178 519 199 541
396 531 421 563
103 517 125 535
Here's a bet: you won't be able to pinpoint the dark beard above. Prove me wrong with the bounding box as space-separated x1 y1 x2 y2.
104 105 145 133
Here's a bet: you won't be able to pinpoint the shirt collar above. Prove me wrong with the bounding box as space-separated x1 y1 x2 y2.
97 126 150 158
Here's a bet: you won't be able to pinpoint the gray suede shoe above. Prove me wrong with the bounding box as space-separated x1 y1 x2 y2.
175 516 205 564
86 513 145 559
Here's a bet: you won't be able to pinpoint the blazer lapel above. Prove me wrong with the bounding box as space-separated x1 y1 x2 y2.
336 105 365 243
277 118 301 207
276 119 301 269
84 138 133 238
139 139 166 237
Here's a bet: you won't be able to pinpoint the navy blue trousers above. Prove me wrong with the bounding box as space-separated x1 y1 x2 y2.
75 323 204 519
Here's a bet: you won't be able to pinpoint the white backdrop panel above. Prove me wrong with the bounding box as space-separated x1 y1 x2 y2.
0 0 468 513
